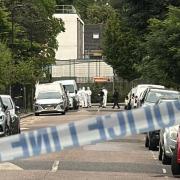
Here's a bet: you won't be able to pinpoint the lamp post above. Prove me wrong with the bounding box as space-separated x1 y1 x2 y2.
11 4 23 49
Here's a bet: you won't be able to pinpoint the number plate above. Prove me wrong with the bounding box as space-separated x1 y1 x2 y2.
46 107 54 110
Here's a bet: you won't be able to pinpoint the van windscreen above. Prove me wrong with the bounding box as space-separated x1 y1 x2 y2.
64 85 74 93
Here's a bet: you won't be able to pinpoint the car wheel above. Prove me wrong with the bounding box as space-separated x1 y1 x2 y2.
158 142 162 161
4 124 10 136
162 146 171 164
145 135 149 148
149 139 156 150
18 127 21 134
62 111 66 115
171 145 180 176
35 113 39 116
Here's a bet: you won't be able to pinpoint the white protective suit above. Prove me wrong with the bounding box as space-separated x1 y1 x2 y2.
86 87 92 107
77 88 83 107
81 87 87 108
102 88 108 107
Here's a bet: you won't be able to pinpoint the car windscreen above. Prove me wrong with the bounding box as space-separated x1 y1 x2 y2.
1 97 13 110
37 92 61 99
64 85 74 93
146 90 179 103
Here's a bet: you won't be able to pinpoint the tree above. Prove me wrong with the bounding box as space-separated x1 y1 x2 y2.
103 11 142 81
0 43 14 92
139 6 180 87
110 0 180 35
3 0 65 84
86 3 114 24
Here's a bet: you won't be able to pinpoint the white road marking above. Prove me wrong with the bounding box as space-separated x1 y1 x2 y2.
151 151 158 160
162 168 167 174
51 160 59 172
21 127 29 130
0 162 23 170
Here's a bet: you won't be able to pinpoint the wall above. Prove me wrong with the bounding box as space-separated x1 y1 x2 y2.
53 13 84 60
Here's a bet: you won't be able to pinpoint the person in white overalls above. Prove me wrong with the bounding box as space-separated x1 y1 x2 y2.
77 88 83 107
82 87 88 108
102 87 108 108
86 87 92 107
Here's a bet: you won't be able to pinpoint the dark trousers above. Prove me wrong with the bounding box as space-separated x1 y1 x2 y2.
99 97 103 107
112 101 120 108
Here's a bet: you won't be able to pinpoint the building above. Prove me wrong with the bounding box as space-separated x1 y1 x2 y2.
84 24 104 60
52 6 113 83
53 5 84 60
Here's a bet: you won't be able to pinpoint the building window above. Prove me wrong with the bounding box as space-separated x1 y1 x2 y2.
93 33 99 39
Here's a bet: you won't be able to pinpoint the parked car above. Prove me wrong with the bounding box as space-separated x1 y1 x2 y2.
140 88 180 107
145 130 160 150
143 90 180 152
171 126 180 176
134 84 165 100
35 83 68 111
157 99 179 164
127 84 165 109
34 91 66 116
0 95 21 135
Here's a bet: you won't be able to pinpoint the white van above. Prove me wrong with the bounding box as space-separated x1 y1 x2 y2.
53 80 78 109
34 83 67 116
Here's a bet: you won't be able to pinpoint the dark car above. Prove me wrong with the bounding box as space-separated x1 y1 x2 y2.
145 130 160 150
0 95 20 135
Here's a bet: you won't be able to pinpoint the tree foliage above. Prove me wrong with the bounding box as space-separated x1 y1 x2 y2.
86 3 114 24
110 0 180 35
103 11 142 81
0 0 64 89
0 43 14 91
139 6 180 87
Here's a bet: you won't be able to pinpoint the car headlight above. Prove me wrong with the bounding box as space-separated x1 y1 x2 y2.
169 125 179 140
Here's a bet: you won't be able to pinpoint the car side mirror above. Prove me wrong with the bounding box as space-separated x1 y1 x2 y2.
15 106 20 114
140 99 144 104
3 105 8 111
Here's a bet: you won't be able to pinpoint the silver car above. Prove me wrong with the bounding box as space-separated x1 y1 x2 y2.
0 96 11 136
158 99 179 164
34 91 66 116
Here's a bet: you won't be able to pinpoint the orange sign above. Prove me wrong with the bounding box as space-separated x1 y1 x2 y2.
93 77 109 83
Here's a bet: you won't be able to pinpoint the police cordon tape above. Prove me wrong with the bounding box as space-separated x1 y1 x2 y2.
0 101 180 162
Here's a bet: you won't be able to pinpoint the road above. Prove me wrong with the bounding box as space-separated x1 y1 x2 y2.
0 108 176 180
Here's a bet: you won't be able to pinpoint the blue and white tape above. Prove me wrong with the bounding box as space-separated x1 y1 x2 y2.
0 101 180 162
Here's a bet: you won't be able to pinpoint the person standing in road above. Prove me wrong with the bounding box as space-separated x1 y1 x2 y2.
82 87 88 108
86 87 92 107
98 88 104 107
102 87 108 108
112 89 120 109
124 96 129 110
77 88 83 107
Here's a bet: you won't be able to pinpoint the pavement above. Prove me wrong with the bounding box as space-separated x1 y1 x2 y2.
20 112 34 119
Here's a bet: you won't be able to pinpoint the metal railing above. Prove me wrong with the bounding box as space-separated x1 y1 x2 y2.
55 5 77 14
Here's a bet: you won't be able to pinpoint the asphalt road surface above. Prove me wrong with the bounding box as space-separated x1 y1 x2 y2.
0 108 176 180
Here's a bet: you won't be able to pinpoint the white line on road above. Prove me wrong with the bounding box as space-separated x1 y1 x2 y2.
51 160 59 172
151 151 158 160
162 168 167 174
21 128 29 130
